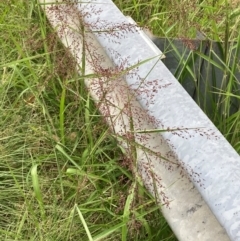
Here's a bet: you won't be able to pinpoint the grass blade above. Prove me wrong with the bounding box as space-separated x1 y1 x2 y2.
75 204 93 241
122 181 136 241
93 222 125 241
31 164 45 220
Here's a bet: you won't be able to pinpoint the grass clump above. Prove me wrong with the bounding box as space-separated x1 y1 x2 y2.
0 1 176 240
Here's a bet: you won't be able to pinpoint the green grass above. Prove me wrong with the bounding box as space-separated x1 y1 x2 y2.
1 0 239 240
0 1 176 240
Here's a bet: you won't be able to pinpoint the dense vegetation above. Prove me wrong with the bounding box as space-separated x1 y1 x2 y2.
0 0 239 240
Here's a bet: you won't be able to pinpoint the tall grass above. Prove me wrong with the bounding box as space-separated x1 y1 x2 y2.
0 0 176 240
1 0 239 240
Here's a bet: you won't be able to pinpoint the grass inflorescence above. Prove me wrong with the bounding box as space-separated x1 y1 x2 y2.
114 0 240 153
1 0 239 240
0 0 177 240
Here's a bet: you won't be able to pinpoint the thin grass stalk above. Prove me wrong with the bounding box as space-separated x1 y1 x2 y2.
122 181 136 241
60 81 66 145
66 207 76 241
85 93 94 150
36 2 52 67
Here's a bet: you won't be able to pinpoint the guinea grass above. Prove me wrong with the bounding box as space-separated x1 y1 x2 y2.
2 0 238 240
0 1 176 240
